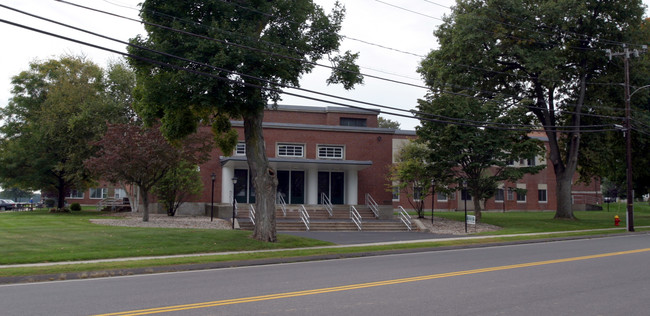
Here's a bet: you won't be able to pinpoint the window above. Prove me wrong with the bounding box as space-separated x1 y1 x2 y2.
90 188 107 199
67 190 84 199
527 158 536 166
277 144 304 157
392 186 400 201
340 117 367 127
507 189 515 201
437 192 448 202
413 186 423 201
318 145 344 159
235 142 246 156
538 189 547 202
517 191 526 202
495 188 504 202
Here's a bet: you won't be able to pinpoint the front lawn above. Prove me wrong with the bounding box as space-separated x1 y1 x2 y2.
0 210 332 265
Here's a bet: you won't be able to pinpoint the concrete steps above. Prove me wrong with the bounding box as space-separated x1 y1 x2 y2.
236 205 413 232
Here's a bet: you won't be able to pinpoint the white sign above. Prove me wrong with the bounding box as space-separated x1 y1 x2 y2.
466 215 476 225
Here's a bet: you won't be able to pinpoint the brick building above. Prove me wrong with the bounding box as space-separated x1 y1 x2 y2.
69 104 601 214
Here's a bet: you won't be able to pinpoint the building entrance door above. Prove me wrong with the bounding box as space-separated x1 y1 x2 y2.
277 170 305 204
318 171 345 204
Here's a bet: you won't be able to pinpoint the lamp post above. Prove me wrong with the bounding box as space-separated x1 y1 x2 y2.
231 177 238 229
463 179 467 233
210 173 216 222
431 179 436 225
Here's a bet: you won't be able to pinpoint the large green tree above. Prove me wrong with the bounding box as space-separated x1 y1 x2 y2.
420 0 645 219
415 93 545 221
0 56 133 208
128 1 362 241
578 18 650 198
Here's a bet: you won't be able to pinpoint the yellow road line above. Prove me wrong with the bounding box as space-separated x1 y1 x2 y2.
93 247 650 316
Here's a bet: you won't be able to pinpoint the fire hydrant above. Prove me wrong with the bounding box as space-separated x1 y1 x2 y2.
614 215 620 226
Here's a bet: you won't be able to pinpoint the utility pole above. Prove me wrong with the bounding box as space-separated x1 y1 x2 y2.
606 44 647 232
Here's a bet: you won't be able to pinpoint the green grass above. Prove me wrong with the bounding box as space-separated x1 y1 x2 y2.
1 203 649 279
430 202 650 235
0 210 332 265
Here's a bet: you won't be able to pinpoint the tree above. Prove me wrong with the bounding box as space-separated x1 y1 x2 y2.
0 56 132 208
153 160 203 217
578 18 650 198
389 141 453 218
378 116 401 129
419 0 645 219
415 94 545 221
85 123 212 222
128 1 362 241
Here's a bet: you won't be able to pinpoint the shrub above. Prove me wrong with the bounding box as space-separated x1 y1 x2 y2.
70 203 81 211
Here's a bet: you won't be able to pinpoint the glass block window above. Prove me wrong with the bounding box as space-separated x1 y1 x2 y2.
277 144 304 157
318 145 344 159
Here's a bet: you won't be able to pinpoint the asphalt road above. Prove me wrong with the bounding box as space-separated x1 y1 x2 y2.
1 234 649 316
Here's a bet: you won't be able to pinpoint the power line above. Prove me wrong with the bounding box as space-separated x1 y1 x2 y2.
0 16 620 134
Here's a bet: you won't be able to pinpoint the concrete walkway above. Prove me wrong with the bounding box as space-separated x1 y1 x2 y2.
2 227 644 269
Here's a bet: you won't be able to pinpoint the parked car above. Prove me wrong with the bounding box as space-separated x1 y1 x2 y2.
0 199 16 210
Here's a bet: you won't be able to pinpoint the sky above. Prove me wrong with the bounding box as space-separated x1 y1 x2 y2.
1 0 648 131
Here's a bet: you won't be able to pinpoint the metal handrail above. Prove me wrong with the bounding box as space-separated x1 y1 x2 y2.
350 205 362 231
299 205 310 231
277 193 287 217
398 206 412 231
365 193 380 218
321 192 333 217
249 204 256 226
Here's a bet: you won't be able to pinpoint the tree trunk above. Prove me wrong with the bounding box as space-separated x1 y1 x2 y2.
554 171 576 219
244 111 278 242
56 176 66 209
140 187 150 222
473 198 482 222
122 182 139 213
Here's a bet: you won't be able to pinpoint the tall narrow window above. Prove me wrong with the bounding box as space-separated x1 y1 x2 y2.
538 189 547 202
495 188 504 202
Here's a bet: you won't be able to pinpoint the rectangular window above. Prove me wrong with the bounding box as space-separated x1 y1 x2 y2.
340 117 367 127
317 145 344 159
527 158 536 166
437 192 448 202
538 189 547 202
392 186 400 201
507 189 515 201
277 144 304 158
67 189 84 199
517 191 526 202
495 188 504 202
413 186 423 201
235 142 246 156
90 188 107 199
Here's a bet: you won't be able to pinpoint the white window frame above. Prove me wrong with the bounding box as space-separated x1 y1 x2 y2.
317 145 344 159
90 188 107 199
67 189 84 199
495 188 504 202
277 143 304 158
538 189 548 203
392 186 400 201
516 184 527 203
436 192 448 202
235 142 246 156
